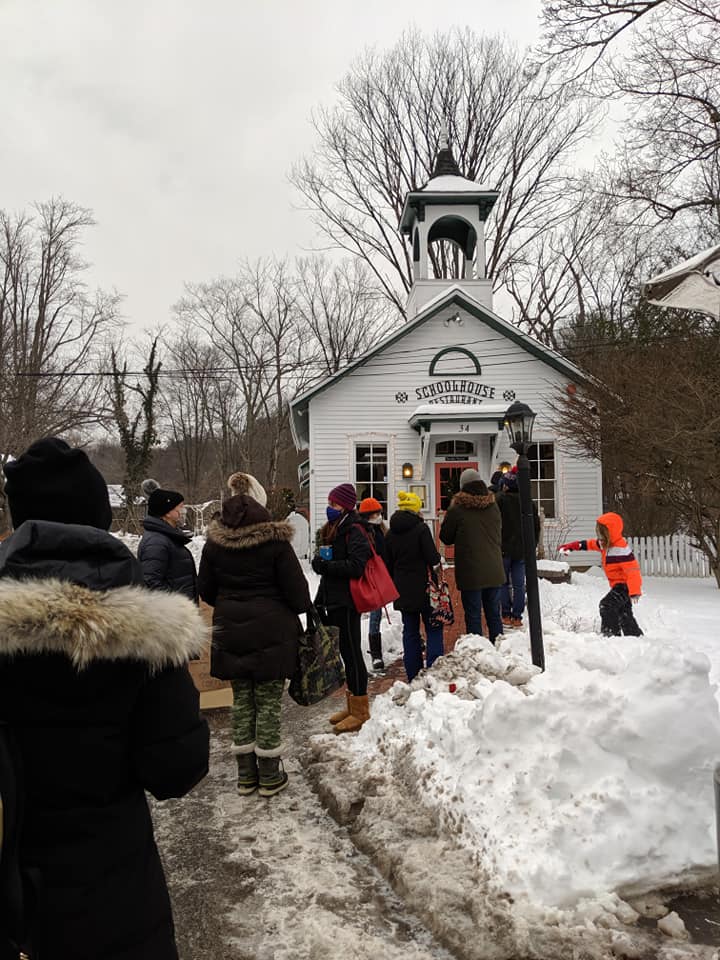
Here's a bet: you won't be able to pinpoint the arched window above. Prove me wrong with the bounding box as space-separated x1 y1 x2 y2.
427 215 477 279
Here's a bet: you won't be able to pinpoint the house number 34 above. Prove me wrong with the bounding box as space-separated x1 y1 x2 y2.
458 424 470 432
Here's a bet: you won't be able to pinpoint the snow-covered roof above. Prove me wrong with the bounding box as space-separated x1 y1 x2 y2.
647 242 720 283
408 403 510 432
409 402 508 419
643 242 720 317
420 174 492 193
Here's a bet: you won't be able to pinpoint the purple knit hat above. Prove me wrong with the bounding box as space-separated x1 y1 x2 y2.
328 483 357 512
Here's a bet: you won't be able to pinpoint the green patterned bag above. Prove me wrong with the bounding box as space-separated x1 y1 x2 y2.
288 616 345 706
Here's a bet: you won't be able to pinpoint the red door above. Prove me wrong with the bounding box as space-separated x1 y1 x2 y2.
435 461 478 560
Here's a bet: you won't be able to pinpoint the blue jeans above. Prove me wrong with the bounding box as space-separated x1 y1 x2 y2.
461 588 503 644
401 608 444 682
501 557 526 618
368 608 382 635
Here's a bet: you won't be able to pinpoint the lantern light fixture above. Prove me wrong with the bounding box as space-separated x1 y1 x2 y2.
503 401 537 454
402 462 414 479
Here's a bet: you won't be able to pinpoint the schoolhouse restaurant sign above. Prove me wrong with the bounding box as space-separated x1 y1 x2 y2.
395 347 515 406
407 379 499 405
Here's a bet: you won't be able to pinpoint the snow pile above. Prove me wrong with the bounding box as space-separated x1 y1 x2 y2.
537 559 570 573
390 635 539 703
346 612 720 914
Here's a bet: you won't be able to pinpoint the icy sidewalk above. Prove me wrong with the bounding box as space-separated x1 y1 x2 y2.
151 706 456 960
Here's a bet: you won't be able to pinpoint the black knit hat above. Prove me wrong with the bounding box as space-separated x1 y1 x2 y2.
147 488 184 518
3 437 112 530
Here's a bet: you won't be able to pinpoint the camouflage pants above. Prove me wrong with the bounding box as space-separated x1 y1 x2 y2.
231 678 284 751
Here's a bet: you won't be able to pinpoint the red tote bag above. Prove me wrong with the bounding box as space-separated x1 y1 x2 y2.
349 525 399 613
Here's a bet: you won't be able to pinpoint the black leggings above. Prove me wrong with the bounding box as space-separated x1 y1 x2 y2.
599 583 643 637
328 606 367 696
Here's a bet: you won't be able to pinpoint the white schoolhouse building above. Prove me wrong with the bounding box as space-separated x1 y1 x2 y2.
290 137 602 544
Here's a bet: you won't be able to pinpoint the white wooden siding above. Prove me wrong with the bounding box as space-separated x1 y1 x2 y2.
307 305 602 537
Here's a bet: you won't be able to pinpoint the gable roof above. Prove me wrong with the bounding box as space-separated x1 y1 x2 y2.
290 286 590 448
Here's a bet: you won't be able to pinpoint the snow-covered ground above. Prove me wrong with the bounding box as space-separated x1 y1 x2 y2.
319 570 720 954
119 527 720 952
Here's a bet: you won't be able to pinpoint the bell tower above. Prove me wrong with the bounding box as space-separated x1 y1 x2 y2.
399 126 499 317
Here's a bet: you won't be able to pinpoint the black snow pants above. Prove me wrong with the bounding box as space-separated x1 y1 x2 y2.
326 606 368 696
599 583 643 637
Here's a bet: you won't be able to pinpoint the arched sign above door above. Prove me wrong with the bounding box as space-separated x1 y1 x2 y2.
428 346 482 377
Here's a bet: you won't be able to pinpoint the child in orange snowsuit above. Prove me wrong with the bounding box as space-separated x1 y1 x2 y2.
560 512 643 637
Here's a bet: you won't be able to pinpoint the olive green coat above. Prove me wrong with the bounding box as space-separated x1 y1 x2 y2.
439 491 505 590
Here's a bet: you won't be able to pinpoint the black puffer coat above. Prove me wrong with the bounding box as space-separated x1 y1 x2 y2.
138 516 198 601
315 511 372 610
0 520 209 960
496 489 540 560
439 491 505 590
198 497 312 681
366 523 387 562
385 511 441 612
0 721 22 960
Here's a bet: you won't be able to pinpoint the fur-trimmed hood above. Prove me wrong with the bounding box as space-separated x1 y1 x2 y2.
0 578 208 670
451 490 496 511
206 517 294 551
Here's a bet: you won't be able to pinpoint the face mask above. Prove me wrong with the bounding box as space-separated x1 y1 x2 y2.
367 516 383 525
326 506 343 523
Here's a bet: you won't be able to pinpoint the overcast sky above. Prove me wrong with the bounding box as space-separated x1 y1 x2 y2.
0 0 543 331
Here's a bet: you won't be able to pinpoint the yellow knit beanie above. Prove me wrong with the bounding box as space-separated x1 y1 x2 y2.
397 490 422 513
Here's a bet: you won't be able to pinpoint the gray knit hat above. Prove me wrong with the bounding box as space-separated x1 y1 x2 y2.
459 468 482 490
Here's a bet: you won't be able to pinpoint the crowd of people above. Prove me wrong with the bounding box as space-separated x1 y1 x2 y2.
0 436 643 958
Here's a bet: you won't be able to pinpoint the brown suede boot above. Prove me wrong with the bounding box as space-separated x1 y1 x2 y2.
328 691 352 726
333 694 370 734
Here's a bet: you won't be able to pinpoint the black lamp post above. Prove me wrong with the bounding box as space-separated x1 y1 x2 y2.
503 401 545 671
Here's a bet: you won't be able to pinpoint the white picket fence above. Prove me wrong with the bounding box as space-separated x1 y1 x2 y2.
627 534 713 578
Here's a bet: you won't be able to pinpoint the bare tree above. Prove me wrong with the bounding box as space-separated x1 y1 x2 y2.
295 256 396 374
291 28 599 314
0 199 120 531
109 340 162 531
175 259 312 490
157 333 223 502
540 0 720 231
552 331 720 583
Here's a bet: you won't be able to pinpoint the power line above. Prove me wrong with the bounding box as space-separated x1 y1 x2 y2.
8 332 713 379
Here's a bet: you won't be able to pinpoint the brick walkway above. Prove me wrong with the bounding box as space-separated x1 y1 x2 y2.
331 620 471 697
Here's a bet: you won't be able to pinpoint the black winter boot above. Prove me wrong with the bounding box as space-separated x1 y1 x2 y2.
257 756 289 797
235 751 258 795
368 633 385 671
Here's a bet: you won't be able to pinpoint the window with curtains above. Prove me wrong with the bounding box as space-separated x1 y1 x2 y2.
528 442 556 519
354 444 388 513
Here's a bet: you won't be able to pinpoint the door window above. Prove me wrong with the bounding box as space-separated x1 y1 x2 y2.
435 461 478 512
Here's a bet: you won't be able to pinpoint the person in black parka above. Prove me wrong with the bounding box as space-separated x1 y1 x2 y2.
311 483 372 734
440 469 505 644
198 478 311 797
138 480 197 602
385 490 443 681
496 469 540 627
0 438 209 960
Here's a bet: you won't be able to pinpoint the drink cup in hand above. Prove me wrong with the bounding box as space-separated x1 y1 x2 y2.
319 545 333 561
